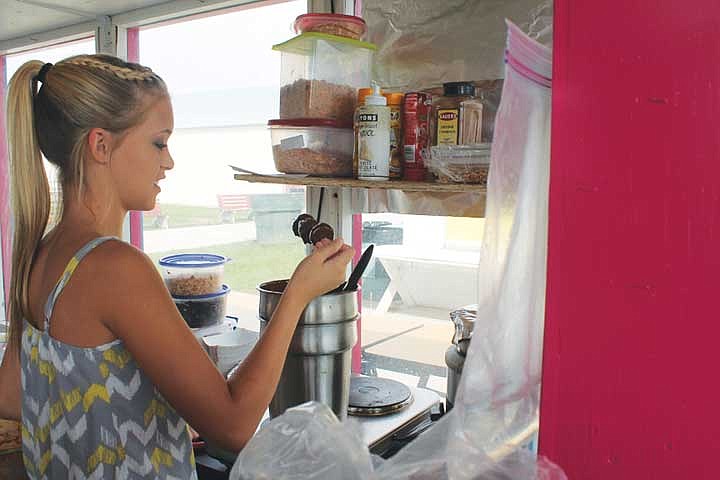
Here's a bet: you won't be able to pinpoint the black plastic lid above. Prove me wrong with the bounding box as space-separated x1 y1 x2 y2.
443 81 476 96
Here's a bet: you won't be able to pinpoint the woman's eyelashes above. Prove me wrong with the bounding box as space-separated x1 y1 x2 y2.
154 141 168 150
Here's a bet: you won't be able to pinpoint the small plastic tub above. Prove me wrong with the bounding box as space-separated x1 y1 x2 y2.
294 13 367 40
268 118 354 176
173 285 230 329
429 144 492 185
159 253 228 296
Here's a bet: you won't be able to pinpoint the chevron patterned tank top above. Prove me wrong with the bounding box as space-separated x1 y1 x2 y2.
20 237 197 479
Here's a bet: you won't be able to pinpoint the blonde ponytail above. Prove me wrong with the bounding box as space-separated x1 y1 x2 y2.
6 61 51 352
4 54 166 353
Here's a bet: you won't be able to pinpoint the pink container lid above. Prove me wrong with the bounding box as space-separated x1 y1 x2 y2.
294 13 367 37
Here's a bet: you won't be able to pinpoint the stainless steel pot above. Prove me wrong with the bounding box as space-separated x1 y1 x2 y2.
258 280 358 420
445 304 477 410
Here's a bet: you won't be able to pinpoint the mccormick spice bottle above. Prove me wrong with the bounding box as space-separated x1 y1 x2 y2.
432 82 483 146
402 92 432 181
383 92 405 180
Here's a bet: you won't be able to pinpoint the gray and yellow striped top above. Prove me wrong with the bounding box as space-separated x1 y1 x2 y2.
21 236 197 479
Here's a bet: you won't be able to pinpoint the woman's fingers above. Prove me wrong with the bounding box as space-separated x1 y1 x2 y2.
312 237 345 261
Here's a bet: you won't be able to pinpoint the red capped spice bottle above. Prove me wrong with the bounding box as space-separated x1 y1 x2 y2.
402 92 432 181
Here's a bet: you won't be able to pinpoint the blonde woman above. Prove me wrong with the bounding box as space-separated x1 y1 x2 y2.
0 54 353 478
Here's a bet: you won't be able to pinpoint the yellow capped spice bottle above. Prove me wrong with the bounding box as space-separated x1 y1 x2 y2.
383 92 405 179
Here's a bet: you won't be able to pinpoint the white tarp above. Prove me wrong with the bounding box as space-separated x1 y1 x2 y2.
229 19 565 480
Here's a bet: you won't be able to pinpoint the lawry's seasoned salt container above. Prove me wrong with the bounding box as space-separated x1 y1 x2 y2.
355 83 391 180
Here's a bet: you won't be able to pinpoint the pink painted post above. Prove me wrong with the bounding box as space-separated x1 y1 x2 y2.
351 213 363 373
0 55 11 310
126 28 144 249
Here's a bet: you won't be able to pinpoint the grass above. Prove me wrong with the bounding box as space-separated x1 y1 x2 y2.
143 203 252 230
148 240 306 293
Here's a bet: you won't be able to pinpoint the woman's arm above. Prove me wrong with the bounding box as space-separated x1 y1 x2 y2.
0 342 21 422
97 238 353 451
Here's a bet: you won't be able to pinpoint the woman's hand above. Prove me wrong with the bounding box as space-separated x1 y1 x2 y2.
286 237 354 304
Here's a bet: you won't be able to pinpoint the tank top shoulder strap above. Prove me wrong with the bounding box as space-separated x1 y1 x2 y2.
43 236 119 330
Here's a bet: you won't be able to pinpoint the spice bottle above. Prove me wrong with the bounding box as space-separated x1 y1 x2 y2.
402 92 432 181
383 92 404 180
432 82 483 146
356 83 391 181
353 87 374 177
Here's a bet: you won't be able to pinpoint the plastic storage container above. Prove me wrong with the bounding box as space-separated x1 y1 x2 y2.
268 118 354 176
429 144 492 184
273 33 376 123
294 13 367 40
173 285 230 329
159 253 228 296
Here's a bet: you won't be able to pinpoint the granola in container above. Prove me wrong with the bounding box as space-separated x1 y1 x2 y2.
273 33 375 123
159 253 228 297
429 144 492 185
269 118 354 176
280 79 357 121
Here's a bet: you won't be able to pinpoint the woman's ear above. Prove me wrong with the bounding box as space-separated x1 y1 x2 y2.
87 128 113 165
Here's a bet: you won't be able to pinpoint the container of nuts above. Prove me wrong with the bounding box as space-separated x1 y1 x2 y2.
159 253 229 297
268 118 354 176
428 144 492 185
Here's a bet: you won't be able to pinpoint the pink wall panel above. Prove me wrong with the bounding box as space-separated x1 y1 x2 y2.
540 1 720 478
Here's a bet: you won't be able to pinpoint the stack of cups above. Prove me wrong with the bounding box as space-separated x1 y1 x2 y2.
159 254 231 329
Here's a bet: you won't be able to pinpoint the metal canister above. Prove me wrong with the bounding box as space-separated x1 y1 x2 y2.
445 304 477 409
258 280 358 420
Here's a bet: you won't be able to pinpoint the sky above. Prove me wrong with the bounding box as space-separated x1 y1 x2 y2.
6 0 306 127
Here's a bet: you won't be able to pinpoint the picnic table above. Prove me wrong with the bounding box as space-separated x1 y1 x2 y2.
373 245 481 312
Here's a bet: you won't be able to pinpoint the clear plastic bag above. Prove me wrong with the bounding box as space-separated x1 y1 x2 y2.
230 19 563 480
229 402 373 480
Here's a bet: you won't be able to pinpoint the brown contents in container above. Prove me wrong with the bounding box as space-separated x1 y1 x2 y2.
303 23 364 39
280 79 356 121
434 165 489 185
309 222 335 244
167 274 221 296
272 145 353 176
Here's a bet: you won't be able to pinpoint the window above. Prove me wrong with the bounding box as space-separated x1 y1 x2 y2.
137 1 307 332
359 213 485 398
1 38 95 345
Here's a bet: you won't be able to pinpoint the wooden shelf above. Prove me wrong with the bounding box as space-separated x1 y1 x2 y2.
234 174 486 194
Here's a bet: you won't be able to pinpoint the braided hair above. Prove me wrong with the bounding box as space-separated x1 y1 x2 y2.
5 54 168 351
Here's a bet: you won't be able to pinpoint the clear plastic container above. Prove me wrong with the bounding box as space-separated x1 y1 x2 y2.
159 253 228 296
293 13 367 40
268 118 354 176
173 285 230 329
273 33 376 123
429 144 492 184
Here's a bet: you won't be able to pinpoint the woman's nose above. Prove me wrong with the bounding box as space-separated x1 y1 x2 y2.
162 151 174 171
